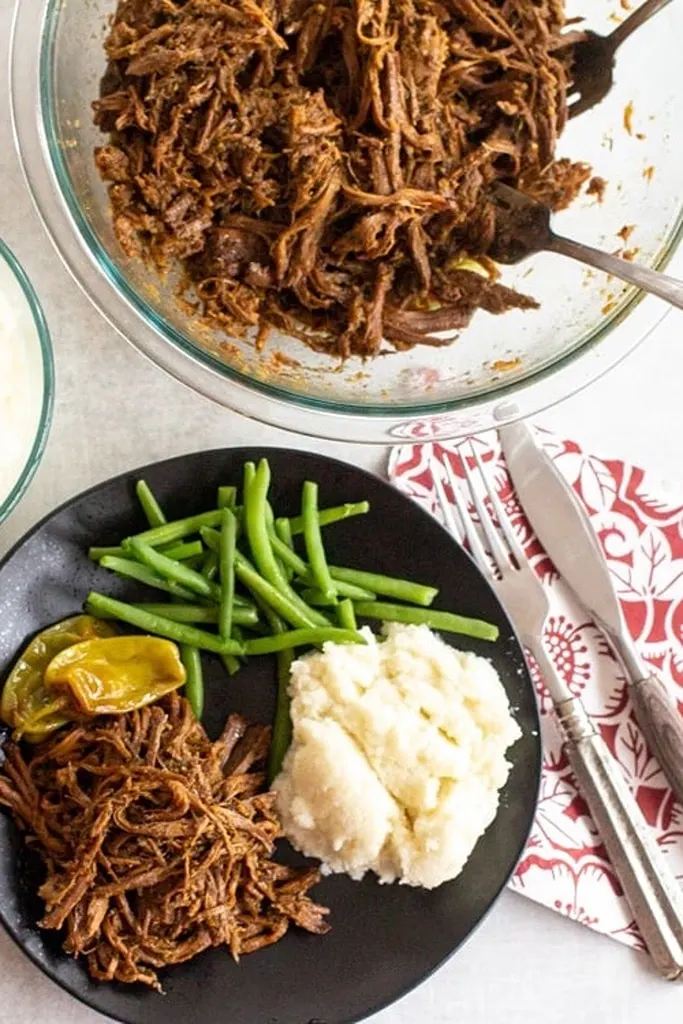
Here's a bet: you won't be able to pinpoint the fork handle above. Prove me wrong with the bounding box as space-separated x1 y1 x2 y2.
557 696 683 979
548 233 683 311
609 0 674 51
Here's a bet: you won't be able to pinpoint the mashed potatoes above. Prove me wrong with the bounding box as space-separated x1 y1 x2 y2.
272 624 521 889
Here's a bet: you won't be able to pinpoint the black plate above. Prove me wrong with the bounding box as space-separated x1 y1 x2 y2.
0 448 540 1024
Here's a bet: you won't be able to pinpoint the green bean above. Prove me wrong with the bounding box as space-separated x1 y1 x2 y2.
161 541 204 562
130 509 223 548
301 585 371 607
125 603 258 626
221 653 241 676
300 588 338 607
92 539 203 562
135 479 167 529
328 567 438 607
287 501 370 536
203 529 260 589
339 580 376 601
250 593 285 637
268 530 308 577
239 619 269 637
233 551 320 629
337 599 357 631
219 508 237 641
243 461 256 499
217 485 237 510
124 538 221 601
201 550 218 582
267 532 375 600
180 645 204 719
99 556 198 601
244 627 365 655
274 516 294 581
222 626 246 675
85 593 243 653
353 602 499 641
302 586 373 609
156 603 220 624
301 481 336 601
244 460 294 587
200 526 223 553
243 461 329 627
251 603 293 781
268 647 294 783
275 517 294 549
89 545 124 561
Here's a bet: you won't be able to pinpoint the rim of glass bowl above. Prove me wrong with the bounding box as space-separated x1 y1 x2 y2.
10 0 683 443
0 239 55 525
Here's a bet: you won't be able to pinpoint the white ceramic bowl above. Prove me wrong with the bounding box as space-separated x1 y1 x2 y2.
0 240 54 524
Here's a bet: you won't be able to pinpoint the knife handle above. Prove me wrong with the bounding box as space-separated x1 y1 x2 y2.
629 673 683 808
557 696 683 979
610 629 683 806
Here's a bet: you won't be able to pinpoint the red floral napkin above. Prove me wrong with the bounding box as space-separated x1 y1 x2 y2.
388 429 683 949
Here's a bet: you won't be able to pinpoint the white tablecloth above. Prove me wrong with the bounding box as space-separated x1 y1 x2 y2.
2 2 683 1019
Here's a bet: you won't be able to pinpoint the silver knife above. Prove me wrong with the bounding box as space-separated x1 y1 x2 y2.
500 420 683 807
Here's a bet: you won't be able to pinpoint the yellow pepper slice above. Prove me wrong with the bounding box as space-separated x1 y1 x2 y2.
1 615 117 743
44 636 186 715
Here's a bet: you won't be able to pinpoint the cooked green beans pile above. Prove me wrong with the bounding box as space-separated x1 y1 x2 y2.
85 460 499 777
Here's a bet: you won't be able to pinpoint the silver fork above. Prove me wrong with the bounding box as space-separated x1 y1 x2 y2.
431 442 683 980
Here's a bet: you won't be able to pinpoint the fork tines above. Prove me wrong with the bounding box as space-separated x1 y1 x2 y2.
430 442 525 580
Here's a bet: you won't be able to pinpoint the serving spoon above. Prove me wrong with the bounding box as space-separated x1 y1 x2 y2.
489 183 683 311
567 0 674 119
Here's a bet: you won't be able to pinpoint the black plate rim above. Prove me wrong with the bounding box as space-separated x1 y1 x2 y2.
0 446 541 1024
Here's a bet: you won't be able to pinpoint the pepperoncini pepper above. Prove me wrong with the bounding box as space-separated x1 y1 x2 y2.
44 636 186 715
1 615 117 743
1 616 186 743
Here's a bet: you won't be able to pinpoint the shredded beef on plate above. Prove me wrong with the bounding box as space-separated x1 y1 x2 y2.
0 694 329 990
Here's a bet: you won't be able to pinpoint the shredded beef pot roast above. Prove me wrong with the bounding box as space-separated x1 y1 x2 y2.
0 695 329 990
93 0 589 358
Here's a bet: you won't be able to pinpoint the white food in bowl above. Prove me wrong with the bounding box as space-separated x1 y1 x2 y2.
272 624 521 889
0 258 47 511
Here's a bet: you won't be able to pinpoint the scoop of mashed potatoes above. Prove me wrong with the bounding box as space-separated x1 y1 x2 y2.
272 624 521 889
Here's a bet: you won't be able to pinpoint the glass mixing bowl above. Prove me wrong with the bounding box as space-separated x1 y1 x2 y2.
0 240 54 525
10 0 683 443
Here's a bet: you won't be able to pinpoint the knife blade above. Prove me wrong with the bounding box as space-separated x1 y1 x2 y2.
499 421 626 644
500 420 683 805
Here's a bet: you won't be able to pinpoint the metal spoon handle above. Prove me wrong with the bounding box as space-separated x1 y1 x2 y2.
548 233 683 311
609 0 674 51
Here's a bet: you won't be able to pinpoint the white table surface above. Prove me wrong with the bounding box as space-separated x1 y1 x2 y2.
2 3 683 1021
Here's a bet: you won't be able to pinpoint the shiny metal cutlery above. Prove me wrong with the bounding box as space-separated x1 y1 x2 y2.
566 0 674 119
430 443 683 979
500 421 683 808
490 184 683 313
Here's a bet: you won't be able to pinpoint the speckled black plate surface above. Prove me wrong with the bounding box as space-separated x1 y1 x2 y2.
0 448 540 1024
